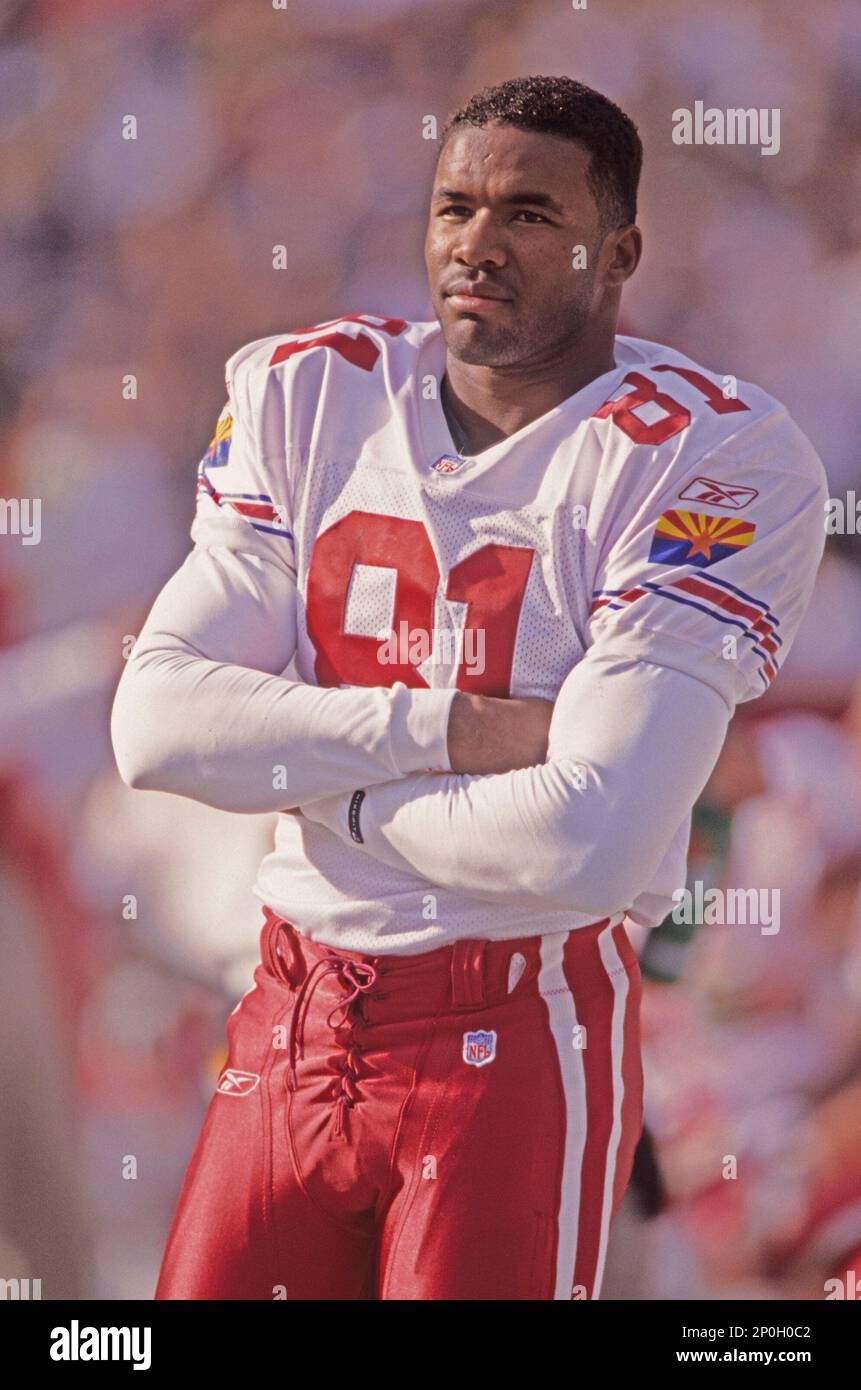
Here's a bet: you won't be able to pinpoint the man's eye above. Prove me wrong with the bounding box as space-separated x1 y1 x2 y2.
513 210 549 223
440 204 471 217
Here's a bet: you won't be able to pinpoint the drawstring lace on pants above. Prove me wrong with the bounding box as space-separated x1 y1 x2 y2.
287 953 379 1138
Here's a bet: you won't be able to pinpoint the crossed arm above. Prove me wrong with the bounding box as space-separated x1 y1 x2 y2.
111 543 553 812
112 542 731 918
299 651 730 916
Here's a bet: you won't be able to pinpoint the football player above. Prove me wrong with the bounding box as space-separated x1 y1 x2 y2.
111 76 827 1300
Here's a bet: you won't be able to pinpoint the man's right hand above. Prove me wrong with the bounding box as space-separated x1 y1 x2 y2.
446 692 554 775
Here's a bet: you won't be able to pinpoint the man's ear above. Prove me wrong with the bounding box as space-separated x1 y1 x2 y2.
602 225 642 287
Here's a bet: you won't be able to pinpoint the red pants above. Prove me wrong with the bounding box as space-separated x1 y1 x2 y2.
156 908 643 1300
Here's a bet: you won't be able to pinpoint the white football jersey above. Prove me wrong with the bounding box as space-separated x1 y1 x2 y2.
191 313 826 951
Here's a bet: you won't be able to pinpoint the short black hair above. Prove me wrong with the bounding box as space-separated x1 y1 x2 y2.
440 75 642 231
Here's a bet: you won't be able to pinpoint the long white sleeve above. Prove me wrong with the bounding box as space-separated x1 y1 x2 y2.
111 544 455 813
299 653 730 916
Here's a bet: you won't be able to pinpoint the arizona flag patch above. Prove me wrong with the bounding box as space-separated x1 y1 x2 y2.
649 509 755 569
201 405 232 469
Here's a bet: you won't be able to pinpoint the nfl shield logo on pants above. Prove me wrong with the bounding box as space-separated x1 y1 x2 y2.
463 1030 497 1067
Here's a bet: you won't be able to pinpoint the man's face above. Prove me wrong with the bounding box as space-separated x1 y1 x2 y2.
425 122 616 368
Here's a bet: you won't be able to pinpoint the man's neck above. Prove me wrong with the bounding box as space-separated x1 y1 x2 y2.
441 341 617 456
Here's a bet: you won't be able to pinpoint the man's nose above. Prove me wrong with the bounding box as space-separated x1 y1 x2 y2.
452 211 506 267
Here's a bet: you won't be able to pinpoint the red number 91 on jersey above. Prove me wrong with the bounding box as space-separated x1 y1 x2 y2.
305 510 534 697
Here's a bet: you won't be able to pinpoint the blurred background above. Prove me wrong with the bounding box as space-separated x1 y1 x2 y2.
1 0 860 1300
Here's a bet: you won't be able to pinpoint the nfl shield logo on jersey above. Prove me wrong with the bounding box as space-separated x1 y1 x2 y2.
463 1030 497 1067
431 454 466 475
